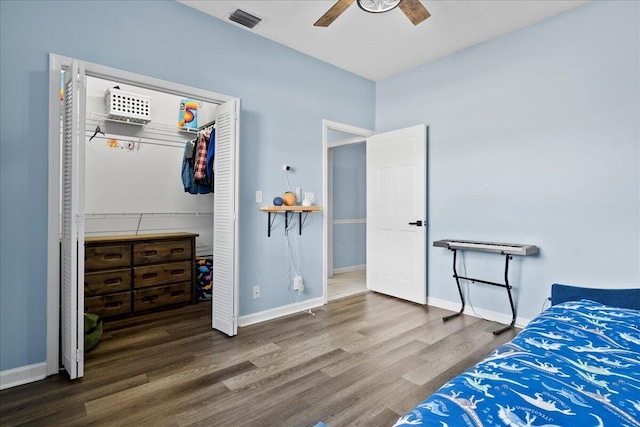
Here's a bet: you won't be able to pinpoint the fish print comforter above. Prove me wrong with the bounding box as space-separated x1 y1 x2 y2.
395 299 640 427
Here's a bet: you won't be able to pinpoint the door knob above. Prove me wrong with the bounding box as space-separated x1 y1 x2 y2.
408 220 423 226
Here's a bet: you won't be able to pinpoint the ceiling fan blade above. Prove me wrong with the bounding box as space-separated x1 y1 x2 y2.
314 0 355 27
399 0 431 26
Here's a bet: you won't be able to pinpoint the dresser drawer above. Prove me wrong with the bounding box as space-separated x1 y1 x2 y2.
85 291 132 318
133 261 192 288
133 239 192 265
133 282 191 312
85 244 131 271
85 268 131 296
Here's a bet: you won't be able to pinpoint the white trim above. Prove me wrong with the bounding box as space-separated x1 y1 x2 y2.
333 219 366 225
47 53 240 379
333 264 366 274
323 120 329 295
327 148 333 279
427 297 532 329
322 120 374 306
324 119 375 136
0 363 47 390
327 137 366 149
238 297 325 327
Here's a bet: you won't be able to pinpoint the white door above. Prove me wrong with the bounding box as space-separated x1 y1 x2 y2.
366 125 427 304
61 61 86 378
212 99 239 336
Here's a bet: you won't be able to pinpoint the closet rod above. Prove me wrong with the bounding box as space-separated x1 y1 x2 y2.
199 119 216 130
85 133 185 149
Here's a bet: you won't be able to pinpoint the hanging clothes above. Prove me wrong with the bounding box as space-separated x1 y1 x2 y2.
206 128 215 181
182 138 212 194
193 133 208 180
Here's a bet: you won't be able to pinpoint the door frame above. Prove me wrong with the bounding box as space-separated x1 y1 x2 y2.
321 120 374 303
46 53 239 376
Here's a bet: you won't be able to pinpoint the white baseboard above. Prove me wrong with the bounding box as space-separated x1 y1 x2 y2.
427 296 532 329
333 264 366 275
0 362 47 390
239 297 325 327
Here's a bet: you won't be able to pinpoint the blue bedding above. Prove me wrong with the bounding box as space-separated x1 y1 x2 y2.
395 300 640 426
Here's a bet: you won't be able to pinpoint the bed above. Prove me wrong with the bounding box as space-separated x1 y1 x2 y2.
394 284 640 427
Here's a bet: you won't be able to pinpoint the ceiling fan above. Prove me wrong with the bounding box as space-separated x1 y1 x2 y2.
314 0 431 27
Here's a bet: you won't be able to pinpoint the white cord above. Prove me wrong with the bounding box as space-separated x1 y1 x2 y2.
284 233 293 301
283 169 293 192
460 251 487 321
291 230 302 303
284 219 304 303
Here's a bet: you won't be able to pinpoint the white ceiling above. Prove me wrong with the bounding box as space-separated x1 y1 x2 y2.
178 0 589 81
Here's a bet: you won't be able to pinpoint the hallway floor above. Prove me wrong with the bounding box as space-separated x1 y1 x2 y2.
328 269 368 301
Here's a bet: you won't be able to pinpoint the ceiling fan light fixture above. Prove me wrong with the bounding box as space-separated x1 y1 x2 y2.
357 0 402 13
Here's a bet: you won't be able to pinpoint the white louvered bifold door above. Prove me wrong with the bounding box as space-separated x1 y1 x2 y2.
212 99 239 336
61 61 86 379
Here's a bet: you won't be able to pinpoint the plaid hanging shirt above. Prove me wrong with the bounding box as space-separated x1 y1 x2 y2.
194 134 208 180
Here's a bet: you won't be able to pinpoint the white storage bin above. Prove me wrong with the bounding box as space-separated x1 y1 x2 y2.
105 88 151 124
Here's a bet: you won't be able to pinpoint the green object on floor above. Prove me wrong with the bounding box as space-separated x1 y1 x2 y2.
84 313 103 352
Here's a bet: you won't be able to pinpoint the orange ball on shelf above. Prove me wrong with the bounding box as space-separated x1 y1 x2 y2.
282 191 296 206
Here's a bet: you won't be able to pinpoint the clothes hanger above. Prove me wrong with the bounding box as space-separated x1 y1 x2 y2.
89 125 105 142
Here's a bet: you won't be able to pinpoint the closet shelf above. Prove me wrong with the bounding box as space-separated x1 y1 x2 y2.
86 111 145 126
86 112 197 134
259 206 322 237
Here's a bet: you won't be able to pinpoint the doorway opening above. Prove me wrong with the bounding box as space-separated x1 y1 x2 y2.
322 120 374 302
328 142 367 301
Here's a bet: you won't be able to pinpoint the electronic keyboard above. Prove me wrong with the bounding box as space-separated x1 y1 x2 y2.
433 239 539 256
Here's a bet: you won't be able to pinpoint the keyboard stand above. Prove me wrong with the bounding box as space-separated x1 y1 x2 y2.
443 248 516 335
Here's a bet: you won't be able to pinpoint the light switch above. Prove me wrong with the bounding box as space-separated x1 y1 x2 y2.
256 190 262 203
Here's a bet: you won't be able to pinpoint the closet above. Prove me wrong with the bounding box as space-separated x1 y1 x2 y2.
83 76 216 255
51 55 240 380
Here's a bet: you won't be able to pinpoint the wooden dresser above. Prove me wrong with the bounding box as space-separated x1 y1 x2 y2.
84 232 199 319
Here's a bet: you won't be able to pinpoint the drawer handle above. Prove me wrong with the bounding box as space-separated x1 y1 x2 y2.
171 248 185 254
105 253 123 260
170 269 185 276
104 278 123 285
142 273 159 279
142 295 158 303
143 250 158 257
170 290 186 297
105 301 123 308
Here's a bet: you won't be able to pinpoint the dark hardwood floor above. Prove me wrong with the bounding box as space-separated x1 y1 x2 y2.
0 292 518 427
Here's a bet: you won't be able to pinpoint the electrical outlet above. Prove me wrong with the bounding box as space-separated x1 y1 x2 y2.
253 286 260 299
293 276 303 292
304 192 315 204
256 190 262 203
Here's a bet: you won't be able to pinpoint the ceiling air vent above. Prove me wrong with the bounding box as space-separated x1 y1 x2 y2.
229 9 262 29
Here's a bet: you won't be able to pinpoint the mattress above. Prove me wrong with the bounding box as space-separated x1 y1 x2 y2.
395 299 640 426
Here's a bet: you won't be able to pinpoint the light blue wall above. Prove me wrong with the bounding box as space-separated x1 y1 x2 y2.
376 1 640 321
332 143 366 269
0 1 374 372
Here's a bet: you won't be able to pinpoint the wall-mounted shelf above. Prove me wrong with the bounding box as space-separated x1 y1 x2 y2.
259 206 322 237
